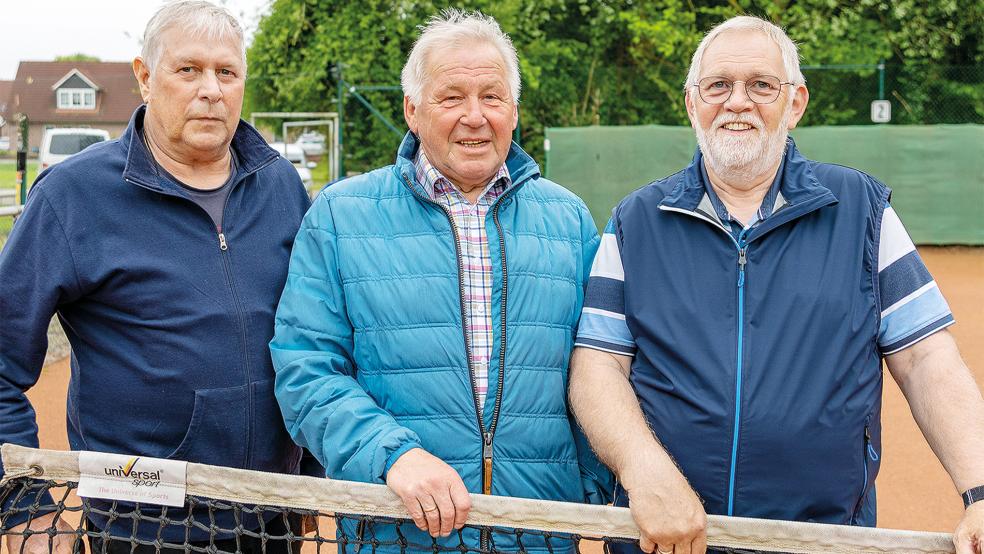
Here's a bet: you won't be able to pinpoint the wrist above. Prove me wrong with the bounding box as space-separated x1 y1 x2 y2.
962 485 984 509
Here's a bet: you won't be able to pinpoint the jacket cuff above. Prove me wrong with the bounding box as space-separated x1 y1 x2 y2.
382 442 422 481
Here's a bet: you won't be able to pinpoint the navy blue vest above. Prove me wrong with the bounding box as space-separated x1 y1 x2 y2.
612 141 890 531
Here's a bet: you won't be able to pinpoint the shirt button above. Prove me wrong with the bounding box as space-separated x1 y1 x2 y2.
474 304 486 315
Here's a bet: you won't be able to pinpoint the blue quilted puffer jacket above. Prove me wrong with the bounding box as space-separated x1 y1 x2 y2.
271 132 612 553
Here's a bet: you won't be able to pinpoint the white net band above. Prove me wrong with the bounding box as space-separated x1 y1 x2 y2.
0 444 955 553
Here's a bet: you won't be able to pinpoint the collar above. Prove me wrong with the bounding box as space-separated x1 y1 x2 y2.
414 148 511 201
661 137 836 217
699 156 787 231
395 131 540 198
120 105 279 192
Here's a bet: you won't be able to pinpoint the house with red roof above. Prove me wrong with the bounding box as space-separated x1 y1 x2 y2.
1 61 143 153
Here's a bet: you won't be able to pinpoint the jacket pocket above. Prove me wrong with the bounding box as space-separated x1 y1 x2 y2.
166 384 248 468
851 416 880 525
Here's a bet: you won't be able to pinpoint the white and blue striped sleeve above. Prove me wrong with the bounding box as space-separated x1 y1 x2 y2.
877 204 955 355
574 218 636 356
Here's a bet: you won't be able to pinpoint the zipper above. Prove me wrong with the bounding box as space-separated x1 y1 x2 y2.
726 232 749 516
483 202 509 496
399 175 486 435
399 174 513 552
853 420 879 522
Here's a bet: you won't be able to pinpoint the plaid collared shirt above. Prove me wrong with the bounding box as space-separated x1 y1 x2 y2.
415 150 511 409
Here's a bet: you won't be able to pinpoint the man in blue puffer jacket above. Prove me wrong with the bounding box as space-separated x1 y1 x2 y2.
271 9 612 554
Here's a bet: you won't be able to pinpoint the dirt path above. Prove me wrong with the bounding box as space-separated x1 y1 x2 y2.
22 246 984 538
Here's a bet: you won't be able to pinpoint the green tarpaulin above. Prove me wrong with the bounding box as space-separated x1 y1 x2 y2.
544 125 984 244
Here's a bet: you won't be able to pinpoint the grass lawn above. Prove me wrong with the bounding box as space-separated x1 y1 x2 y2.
0 160 39 237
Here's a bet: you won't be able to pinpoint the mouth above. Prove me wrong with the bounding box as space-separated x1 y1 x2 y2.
720 121 756 132
456 139 491 148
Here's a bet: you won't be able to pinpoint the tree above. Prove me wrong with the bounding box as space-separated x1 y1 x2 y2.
246 0 984 173
54 54 101 62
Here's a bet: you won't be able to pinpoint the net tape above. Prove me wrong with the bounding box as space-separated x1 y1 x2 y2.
1 445 955 554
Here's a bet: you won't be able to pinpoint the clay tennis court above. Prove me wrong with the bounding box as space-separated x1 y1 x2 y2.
22 246 983 536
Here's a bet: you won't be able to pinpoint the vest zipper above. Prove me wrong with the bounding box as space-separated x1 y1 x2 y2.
727 232 748 515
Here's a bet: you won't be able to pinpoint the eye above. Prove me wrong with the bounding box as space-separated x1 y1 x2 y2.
440 96 464 106
178 67 195 73
218 68 236 77
750 79 774 90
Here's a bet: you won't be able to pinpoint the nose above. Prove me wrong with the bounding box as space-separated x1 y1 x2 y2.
198 70 223 104
459 96 486 127
723 81 753 112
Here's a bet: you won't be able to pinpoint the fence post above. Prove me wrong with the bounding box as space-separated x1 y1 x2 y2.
334 62 345 177
16 114 28 205
878 60 885 101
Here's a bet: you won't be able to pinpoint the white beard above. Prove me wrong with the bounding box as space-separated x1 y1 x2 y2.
695 105 791 183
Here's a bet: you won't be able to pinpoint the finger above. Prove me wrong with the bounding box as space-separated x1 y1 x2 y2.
638 534 655 554
434 489 456 537
654 543 673 554
692 532 708 554
954 535 975 554
449 479 471 530
421 495 441 537
676 539 692 554
404 496 428 531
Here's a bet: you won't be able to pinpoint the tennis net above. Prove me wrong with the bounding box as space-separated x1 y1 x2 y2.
0 445 955 554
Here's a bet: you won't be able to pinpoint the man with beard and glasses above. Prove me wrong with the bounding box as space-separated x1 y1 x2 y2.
567 15 984 554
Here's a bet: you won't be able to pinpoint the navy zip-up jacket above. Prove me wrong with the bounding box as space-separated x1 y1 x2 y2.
0 106 311 538
609 141 890 537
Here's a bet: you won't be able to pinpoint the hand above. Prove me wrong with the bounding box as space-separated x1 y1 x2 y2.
625 471 707 554
4 512 77 554
954 502 984 554
385 448 471 538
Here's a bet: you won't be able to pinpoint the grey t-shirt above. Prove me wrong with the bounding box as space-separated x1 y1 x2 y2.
161 150 239 231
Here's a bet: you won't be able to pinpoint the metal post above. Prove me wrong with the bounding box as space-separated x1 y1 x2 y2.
878 60 885 101
335 62 345 177
16 115 28 204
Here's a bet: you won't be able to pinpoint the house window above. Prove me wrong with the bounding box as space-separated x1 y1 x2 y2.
57 88 96 110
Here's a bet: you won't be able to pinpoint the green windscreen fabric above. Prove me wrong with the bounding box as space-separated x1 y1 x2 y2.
544 125 984 244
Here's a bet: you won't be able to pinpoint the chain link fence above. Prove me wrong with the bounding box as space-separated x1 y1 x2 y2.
800 64 984 125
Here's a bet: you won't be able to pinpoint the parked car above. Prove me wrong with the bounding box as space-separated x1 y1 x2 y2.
0 136 10 151
294 131 325 157
268 142 316 188
40 128 110 169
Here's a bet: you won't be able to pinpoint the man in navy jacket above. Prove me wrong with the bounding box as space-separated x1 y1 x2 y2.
0 2 310 553
569 15 984 554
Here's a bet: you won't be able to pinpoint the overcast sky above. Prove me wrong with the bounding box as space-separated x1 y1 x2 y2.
0 0 272 80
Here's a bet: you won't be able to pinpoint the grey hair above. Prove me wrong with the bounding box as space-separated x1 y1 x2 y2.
684 16 805 90
141 0 246 74
401 9 521 105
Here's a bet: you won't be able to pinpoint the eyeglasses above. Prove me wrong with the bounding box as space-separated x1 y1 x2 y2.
694 75 793 105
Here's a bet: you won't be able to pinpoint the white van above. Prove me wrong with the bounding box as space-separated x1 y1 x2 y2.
40 128 111 169
268 142 316 188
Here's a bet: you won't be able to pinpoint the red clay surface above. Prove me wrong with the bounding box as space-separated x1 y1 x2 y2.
21 246 984 538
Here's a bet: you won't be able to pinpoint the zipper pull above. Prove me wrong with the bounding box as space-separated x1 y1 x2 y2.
482 432 493 495
737 245 747 287
218 232 228 251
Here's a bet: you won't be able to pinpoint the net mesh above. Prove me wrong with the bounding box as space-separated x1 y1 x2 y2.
0 446 956 554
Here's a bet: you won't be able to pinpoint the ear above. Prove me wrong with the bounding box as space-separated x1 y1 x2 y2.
132 57 152 103
786 84 810 130
684 90 698 129
512 102 519 131
403 96 418 133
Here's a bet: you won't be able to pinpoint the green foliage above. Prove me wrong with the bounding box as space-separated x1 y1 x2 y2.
246 0 984 173
54 53 101 62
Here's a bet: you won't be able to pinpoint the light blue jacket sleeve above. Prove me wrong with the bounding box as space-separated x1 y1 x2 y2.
270 193 422 484
571 202 615 504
